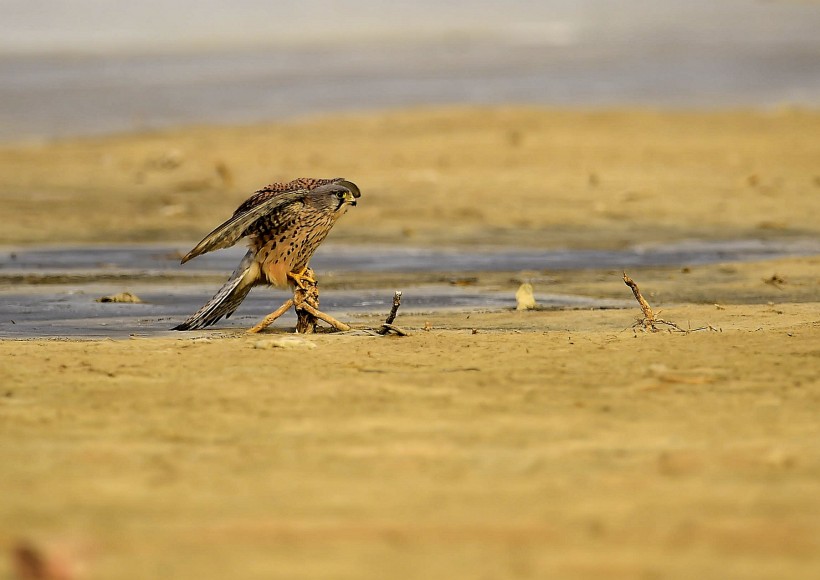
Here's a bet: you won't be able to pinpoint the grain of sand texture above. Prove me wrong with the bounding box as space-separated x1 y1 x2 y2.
1 108 819 579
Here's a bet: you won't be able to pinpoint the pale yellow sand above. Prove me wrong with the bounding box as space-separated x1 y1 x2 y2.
1 107 818 248
1 107 819 579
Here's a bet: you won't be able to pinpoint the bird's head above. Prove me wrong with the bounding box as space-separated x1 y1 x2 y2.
309 180 361 214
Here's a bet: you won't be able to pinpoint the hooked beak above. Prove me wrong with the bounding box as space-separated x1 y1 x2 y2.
339 180 361 200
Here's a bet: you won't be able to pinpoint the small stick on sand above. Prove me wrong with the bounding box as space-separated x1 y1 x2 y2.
622 271 715 333
294 300 351 332
248 299 293 334
623 272 656 330
381 323 409 337
249 267 350 334
249 278 408 335
377 291 405 335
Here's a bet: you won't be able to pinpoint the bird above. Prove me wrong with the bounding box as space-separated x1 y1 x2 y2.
173 177 361 330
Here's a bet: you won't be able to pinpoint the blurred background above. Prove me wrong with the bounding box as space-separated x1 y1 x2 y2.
2 5 820 577
1 0 819 141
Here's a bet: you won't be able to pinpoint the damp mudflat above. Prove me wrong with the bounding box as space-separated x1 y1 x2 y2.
0 238 817 338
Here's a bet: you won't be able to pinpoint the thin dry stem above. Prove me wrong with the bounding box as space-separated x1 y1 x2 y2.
623 272 656 328
377 291 404 335
247 299 293 334
622 271 716 333
295 301 351 332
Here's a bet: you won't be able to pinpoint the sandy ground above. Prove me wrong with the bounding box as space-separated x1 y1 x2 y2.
1 107 819 579
1 107 819 248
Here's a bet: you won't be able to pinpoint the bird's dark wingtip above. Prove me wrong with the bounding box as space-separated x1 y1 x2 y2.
172 323 190 331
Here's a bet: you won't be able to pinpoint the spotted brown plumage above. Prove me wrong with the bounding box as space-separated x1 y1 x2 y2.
173 177 361 330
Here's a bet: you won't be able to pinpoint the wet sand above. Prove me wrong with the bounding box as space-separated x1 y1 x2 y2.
1 107 819 579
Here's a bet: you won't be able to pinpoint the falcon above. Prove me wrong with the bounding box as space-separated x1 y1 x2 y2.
173 177 360 330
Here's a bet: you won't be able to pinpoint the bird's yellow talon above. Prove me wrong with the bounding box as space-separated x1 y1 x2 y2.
288 268 316 289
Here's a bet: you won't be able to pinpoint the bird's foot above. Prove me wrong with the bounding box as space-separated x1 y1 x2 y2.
287 267 317 290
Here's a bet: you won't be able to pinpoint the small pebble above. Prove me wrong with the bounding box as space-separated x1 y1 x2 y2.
515 283 537 311
96 292 142 303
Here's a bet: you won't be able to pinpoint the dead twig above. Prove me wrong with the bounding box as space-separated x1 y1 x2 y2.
248 267 350 334
622 272 716 333
377 291 408 335
248 299 293 334
249 275 406 336
623 272 656 328
294 301 351 332
380 323 409 337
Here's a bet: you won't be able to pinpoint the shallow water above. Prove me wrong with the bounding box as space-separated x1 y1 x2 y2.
0 284 629 339
0 239 817 338
3 239 818 278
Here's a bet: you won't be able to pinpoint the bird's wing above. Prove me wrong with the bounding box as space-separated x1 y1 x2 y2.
180 189 307 263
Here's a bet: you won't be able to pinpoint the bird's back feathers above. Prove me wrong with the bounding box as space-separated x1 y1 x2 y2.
180 190 307 264
179 178 347 264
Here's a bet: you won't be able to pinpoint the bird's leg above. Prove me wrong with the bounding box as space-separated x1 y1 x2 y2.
291 268 351 333
287 266 317 290
294 267 319 334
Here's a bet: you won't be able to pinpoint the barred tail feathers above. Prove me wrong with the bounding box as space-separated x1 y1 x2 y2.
173 251 259 330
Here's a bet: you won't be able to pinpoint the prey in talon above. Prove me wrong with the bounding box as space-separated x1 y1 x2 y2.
173 177 360 330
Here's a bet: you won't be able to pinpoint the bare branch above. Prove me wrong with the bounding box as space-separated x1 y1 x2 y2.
377 291 405 335
296 301 352 332
623 272 656 327
622 271 716 333
247 299 293 334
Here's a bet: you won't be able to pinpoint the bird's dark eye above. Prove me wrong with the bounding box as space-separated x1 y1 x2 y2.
335 191 346 200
